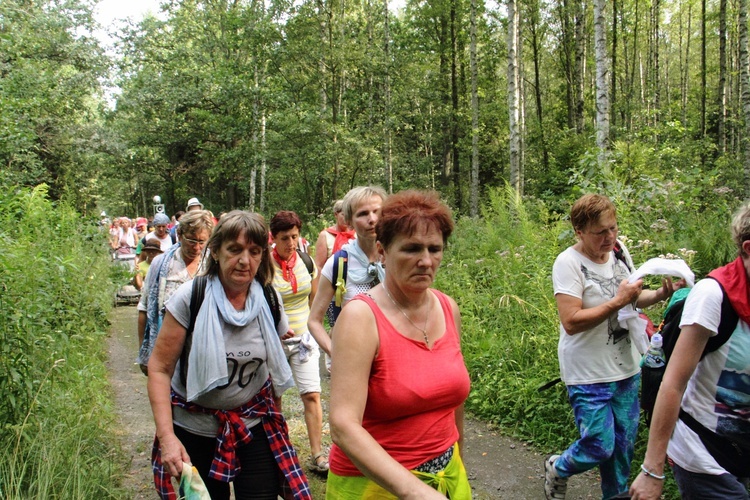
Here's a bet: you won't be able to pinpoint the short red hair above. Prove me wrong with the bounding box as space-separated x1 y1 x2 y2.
270 210 302 236
376 190 453 249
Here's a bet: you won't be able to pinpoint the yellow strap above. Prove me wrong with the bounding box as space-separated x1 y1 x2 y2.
334 255 347 307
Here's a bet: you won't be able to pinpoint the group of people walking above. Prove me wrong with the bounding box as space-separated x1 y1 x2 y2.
136 187 469 499
132 188 749 500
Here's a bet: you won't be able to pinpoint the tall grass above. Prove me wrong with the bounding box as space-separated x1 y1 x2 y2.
0 182 125 498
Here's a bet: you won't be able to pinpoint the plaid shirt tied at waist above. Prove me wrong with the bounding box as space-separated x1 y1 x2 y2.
151 378 311 499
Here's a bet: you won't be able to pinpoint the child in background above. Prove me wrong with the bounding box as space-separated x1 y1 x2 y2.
134 239 163 290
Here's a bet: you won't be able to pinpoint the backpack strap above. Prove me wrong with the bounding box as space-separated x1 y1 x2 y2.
331 249 348 307
679 408 749 477
261 283 282 327
179 277 282 386
296 249 314 277
613 241 632 272
704 276 739 354
180 274 208 386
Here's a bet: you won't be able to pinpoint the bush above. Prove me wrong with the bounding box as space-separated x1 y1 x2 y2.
0 182 125 498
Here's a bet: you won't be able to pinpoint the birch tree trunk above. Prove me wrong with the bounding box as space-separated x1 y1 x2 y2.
738 0 750 198
574 0 586 133
594 0 610 166
508 0 522 194
383 0 393 194
718 0 728 154
249 65 259 211
259 112 267 213
469 0 479 216
611 0 618 133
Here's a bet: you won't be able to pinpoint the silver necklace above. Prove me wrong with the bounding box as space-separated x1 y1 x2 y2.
383 283 432 346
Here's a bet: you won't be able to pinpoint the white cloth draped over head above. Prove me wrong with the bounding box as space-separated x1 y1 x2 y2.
186 276 295 401
617 258 696 354
342 239 385 284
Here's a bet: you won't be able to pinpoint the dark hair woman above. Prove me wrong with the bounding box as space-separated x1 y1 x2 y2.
147 210 311 500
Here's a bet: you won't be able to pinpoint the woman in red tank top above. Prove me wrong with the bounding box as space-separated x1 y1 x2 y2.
326 190 471 499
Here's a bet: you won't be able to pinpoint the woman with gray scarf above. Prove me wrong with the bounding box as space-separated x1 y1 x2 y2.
147 211 310 500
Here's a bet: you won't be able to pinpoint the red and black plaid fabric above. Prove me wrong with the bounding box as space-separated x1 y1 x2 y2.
151 378 311 499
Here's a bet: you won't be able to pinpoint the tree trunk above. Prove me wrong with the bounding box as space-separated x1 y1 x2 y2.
440 12 451 188
260 112 267 213
738 0 750 198
383 0 393 194
718 0 728 154
508 0 522 194
574 0 586 133
650 0 660 126
469 0 479 217
318 0 328 116
249 65 259 212
594 0 610 165
529 1 549 172
450 0 461 210
611 0 618 134
701 0 707 140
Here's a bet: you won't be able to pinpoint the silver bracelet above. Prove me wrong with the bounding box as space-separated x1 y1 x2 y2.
640 464 665 480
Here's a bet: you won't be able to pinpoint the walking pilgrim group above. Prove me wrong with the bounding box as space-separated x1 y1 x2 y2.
136 190 750 500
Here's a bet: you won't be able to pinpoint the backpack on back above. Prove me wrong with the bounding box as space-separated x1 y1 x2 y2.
640 277 738 427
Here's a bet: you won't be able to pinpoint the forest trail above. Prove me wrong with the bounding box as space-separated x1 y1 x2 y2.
107 306 601 499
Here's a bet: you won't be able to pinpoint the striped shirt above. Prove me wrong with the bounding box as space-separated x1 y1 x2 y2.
272 256 316 335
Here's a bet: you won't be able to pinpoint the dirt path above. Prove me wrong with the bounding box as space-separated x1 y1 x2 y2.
107 306 601 499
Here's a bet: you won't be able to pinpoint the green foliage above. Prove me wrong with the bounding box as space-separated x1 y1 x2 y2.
568 143 741 275
0 0 108 211
436 185 576 446
0 180 123 498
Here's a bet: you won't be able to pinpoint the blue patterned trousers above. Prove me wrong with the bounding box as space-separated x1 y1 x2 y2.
555 373 640 499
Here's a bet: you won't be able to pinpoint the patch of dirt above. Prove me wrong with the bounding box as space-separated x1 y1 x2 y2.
107 305 158 499
106 306 601 499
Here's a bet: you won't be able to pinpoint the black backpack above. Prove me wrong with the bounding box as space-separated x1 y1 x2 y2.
178 275 282 386
641 277 738 425
640 277 750 478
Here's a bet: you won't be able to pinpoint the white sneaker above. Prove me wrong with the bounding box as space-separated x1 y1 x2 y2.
544 454 568 499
